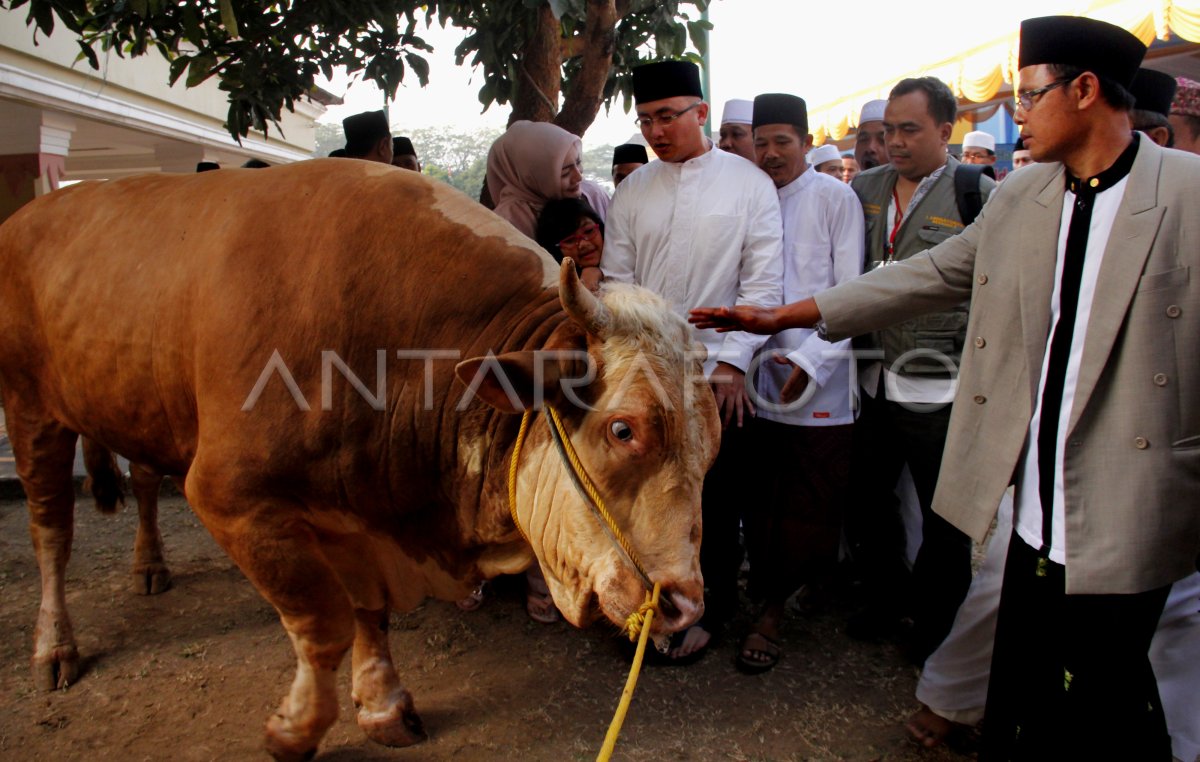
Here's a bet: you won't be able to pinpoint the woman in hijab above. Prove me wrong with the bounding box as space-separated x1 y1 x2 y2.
486 121 583 238
462 124 585 624
535 197 604 292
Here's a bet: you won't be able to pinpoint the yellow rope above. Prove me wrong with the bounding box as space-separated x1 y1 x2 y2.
507 410 533 544
545 405 649 581
597 582 661 762
506 406 662 761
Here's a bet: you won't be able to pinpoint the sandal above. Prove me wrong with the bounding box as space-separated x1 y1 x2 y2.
455 580 490 612
525 569 561 624
736 631 781 674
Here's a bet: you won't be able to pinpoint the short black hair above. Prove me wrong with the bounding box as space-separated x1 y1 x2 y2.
535 198 603 265
889 77 958 125
1178 114 1200 141
1048 63 1136 111
1131 109 1175 147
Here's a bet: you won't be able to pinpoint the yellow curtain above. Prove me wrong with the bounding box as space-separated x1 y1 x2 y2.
1169 0 1200 40
806 0 1200 142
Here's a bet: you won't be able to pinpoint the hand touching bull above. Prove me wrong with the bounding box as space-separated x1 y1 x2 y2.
689 299 822 404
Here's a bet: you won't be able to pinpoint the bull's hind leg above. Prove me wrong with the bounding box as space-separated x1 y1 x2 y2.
6 399 82 690
350 607 426 746
128 463 171 594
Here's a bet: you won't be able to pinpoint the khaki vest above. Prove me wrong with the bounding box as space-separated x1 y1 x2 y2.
851 156 995 376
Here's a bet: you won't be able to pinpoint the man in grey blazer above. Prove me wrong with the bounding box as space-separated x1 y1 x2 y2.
692 15 1198 759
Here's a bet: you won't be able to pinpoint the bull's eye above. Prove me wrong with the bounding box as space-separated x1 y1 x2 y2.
610 420 633 441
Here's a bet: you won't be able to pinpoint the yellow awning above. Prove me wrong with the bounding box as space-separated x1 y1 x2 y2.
810 0 1200 145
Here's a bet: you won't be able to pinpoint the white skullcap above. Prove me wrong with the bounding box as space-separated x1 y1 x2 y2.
809 144 842 166
858 99 887 124
963 130 996 152
720 99 754 125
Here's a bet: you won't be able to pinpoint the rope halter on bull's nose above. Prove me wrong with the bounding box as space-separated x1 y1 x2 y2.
506 404 663 761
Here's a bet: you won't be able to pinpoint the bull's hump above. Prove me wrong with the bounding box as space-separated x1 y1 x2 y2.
428 181 558 289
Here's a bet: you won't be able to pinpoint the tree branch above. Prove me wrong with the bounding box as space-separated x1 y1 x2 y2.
509 2 560 126
553 0 617 137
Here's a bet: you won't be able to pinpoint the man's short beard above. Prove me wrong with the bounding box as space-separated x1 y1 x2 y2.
860 157 881 170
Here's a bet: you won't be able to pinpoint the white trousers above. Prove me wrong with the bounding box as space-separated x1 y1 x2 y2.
916 496 1200 762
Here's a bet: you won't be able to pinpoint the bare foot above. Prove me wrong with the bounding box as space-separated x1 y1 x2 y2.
668 624 710 659
905 704 955 748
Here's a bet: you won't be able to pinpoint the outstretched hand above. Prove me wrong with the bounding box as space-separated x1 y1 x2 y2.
688 305 782 335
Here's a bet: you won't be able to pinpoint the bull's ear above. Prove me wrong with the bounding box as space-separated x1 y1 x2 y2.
456 353 535 413
454 351 570 413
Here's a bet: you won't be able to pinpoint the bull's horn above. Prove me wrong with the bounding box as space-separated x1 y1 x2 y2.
559 258 611 339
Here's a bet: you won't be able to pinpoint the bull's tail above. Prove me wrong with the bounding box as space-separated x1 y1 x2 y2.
81 437 125 514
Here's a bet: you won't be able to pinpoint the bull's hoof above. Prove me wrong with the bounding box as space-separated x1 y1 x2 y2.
263 736 316 762
132 565 173 595
31 647 80 691
358 702 427 748
264 715 318 762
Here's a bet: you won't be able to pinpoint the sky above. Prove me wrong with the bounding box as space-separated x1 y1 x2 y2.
316 0 1079 151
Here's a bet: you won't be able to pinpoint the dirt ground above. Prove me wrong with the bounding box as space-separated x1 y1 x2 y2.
0 493 978 761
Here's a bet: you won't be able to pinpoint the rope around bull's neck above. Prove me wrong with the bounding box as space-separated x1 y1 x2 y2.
506 407 662 760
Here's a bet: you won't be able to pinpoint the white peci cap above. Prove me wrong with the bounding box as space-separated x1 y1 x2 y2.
809 143 842 166
720 98 754 125
963 130 996 152
858 99 887 124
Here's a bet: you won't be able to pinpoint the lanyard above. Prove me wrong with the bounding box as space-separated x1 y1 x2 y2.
886 186 904 259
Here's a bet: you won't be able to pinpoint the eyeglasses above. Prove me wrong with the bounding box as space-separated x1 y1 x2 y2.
635 101 702 129
558 223 600 249
1014 77 1075 111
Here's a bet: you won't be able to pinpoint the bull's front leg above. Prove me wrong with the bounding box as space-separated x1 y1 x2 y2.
128 462 171 595
190 485 355 761
350 607 426 747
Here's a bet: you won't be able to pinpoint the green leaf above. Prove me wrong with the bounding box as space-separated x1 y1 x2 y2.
685 19 707 57
31 0 55 37
219 0 240 37
404 52 430 86
185 54 216 87
181 4 203 47
168 54 188 85
76 40 100 70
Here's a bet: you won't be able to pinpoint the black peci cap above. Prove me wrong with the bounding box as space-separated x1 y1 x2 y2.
1130 68 1178 117
343 110 390 156
1018 16 1146 89
393 136 416 157
612 143 649 165
752 93 809 134
631 61 704 105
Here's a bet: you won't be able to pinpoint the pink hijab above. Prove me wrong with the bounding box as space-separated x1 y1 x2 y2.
486 121 582 238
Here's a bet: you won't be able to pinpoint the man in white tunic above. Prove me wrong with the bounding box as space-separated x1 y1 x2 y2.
734 93 864 674
603 60 783 662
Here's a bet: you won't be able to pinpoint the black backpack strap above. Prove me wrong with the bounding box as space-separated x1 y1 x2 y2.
954 163 986 226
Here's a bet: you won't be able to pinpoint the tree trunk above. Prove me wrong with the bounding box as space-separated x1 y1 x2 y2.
554 0 618 137
508 3 561 126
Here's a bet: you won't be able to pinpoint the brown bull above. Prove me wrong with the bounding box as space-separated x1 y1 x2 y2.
0 160 720 760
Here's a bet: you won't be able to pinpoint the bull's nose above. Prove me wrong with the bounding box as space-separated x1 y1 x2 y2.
655 581 704 632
